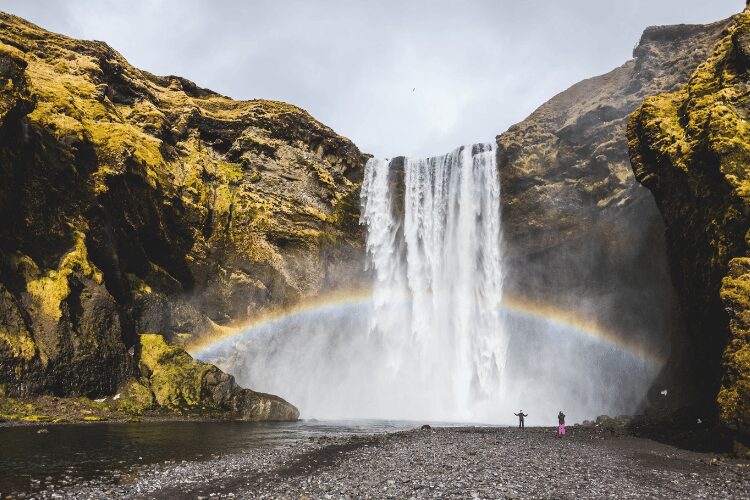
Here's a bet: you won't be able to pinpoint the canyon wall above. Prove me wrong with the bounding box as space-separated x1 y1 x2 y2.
0 12 365 416
1 6 746 431
629 8 750 433
497 17 730 409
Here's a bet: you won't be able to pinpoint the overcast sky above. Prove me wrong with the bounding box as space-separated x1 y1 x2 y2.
0 1 742 157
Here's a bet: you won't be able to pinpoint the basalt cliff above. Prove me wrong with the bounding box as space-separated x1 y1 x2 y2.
0 12 366 420
629 8 750 439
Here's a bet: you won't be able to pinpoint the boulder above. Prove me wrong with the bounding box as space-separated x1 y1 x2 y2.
123 334 299 421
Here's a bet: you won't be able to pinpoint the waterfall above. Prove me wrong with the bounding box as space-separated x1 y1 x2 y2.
360 143 507 419
199 142 661 424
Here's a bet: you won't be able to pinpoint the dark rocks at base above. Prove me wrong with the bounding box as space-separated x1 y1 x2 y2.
579 414 632 436
627 406 745 456
420 424 431 430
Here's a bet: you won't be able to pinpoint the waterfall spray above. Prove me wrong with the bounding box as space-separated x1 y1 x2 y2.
361 143 506 418
196 143 661 424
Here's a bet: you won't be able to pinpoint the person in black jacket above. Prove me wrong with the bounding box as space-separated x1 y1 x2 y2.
514 410 528 429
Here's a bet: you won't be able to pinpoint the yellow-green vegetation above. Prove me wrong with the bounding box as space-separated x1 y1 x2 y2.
628 8 750 432
0 289 35 363
0 12 365 404
0 394 106 423
718 257 750 427
114 378 155 415
630 12 750 193
137 333 215 409
0 328 35 363
0 395 40 421
124 334 299 420
25 231 102 321
82 415 107 421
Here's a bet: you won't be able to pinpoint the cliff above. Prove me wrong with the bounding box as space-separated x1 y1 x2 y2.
0 12 366 418
496 17 730 407
2 6 745 431
629 9 750 436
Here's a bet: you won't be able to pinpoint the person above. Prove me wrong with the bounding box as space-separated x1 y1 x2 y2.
557 410 566 437
514 410 528 429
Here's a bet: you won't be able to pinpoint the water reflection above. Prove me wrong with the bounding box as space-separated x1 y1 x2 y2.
0 419 417 496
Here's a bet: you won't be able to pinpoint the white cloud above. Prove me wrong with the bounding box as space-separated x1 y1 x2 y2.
0 0 741 157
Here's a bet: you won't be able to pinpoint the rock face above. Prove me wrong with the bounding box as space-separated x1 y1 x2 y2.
127 334 299 420
1 6 745 430
0 11 366 412
496 17 731 406
629 9 750 433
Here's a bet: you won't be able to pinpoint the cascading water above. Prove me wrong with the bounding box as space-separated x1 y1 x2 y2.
360 143 507 420
196 143 662 424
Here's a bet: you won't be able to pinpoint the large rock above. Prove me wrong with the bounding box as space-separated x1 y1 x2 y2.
629 8 750 434
128 334 298 421
0 12 367 405
496 16 730 407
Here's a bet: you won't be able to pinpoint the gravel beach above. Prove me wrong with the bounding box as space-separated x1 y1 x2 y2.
24 426 750 499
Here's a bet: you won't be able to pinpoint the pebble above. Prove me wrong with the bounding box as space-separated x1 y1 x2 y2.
22 427 750 499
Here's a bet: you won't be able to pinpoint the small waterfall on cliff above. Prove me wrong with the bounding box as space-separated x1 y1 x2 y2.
360 143 506 418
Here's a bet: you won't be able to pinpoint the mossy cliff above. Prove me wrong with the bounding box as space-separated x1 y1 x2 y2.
495 16 729 409
1 334 298 422
0 11 367 414
629 8 750 435
131 334 298 420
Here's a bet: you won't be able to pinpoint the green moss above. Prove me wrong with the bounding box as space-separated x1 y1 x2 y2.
26 231 101 321
719 257 750 427
310 162 336 190
21 414 54 422
82 415 106 421
87 121 165 172
0 395 38 421
115 378 154 414
0 330 36 361
0 288 36 362
629 9 750 432
0 12 363 411
137 333 215 410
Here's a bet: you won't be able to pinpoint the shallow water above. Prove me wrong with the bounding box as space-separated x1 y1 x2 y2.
0 419 419 496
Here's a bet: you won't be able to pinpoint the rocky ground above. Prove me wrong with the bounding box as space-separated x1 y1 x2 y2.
18 426 750 499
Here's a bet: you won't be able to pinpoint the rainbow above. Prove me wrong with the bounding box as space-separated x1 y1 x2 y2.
187 288 373 356
187 289 666 366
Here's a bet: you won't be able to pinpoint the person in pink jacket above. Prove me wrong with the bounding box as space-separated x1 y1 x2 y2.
558 411 566 436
